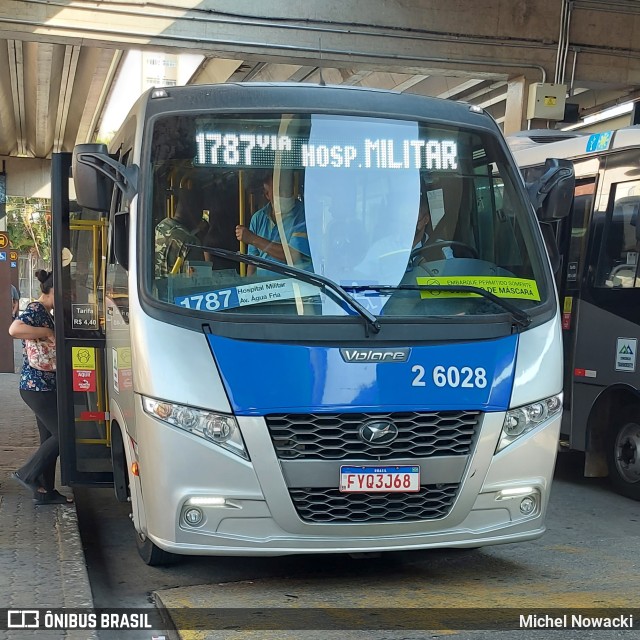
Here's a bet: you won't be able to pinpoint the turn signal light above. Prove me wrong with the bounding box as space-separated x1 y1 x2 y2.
131 461 139 476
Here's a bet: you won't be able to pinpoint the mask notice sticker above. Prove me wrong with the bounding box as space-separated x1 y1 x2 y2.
616 337 637 372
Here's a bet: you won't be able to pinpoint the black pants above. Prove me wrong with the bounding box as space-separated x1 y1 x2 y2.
18 389 59 492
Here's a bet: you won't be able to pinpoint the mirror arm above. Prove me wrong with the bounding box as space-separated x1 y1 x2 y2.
76 153 139 202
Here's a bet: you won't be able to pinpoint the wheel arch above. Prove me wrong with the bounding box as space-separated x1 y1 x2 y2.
109 400 148 534
110 420 129 502
586 383 640 477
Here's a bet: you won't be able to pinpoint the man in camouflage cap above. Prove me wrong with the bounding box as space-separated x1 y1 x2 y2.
154 189 205 278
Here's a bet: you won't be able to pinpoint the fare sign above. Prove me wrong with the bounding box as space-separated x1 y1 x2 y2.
339 466 420 493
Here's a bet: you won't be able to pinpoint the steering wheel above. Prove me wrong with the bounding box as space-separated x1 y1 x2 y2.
608 263 638 286
410 240 479 264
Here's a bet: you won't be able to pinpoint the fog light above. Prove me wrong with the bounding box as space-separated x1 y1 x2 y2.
184 507 203 526
520 496 536 515
188 496 227 506
496 486 535 500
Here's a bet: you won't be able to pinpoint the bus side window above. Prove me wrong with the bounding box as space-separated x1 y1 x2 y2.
596 181 640 288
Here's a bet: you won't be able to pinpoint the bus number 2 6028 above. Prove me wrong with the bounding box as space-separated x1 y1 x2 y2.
411 365 488 388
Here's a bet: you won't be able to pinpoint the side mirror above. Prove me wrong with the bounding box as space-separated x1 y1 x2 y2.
526 158 575 221
113 210 129 271
72 144 111 211
72 145 139 208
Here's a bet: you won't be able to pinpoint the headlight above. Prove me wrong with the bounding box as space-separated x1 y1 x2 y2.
496 394 562 453
142 397 249 460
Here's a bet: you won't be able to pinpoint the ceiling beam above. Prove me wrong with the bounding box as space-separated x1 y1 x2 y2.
190 57 243 85
391 75 429 92
462 81 507 103
0 41 16 156
53 44 80 153
79 48 123 145
340 69 373 86
7 39 26 156
247 63 305 83
287 66 318 82
436 78 485 99
242 62 268 81
477 91 507 109
34 42 54 157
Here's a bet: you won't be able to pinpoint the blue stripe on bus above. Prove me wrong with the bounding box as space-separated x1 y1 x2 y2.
206 334 518 416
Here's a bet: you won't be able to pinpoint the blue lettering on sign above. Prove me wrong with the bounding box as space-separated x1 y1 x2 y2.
174 279 320 311
586 131 613 153
0 252 6 261
175 288 240 311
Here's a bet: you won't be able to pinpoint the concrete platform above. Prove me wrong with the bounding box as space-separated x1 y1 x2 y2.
154 555 635 640
0 341 95 639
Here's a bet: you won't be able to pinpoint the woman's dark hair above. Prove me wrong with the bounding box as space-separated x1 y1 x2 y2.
35 269 54 294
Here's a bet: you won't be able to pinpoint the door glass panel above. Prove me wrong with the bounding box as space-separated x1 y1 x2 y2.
566 180 595 287
595 180 640 288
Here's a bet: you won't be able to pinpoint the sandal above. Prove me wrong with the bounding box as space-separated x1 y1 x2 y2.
12 471 41 495
33 489 73 505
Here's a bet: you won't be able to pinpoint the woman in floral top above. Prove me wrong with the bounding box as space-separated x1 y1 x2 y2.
8 269 72 505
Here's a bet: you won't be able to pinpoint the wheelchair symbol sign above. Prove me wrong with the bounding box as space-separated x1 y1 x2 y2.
0 252 6 261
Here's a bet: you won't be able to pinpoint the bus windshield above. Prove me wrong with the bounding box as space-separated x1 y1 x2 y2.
148 112 548 319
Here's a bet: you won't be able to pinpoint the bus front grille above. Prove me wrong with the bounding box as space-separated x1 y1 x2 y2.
289 484 459 523
266 411 480 460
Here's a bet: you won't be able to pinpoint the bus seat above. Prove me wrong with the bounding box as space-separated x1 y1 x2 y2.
603 196 640 287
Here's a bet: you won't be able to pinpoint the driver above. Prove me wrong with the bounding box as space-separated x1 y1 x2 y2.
409 189 454 268
412 190 432 251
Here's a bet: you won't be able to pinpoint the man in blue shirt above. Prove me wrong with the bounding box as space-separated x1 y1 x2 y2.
235 173 311 275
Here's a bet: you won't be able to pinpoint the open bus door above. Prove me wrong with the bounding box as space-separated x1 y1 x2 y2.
52 152 112 486
556 177 597 433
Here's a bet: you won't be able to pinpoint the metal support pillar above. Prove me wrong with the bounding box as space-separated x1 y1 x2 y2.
503 75 528 135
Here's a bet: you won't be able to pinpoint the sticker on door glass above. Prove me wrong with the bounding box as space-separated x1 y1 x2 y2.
616 337 637 372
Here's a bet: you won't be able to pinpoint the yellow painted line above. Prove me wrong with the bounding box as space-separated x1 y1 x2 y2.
545 544 587 554
174 632 208 640
157 582 637 609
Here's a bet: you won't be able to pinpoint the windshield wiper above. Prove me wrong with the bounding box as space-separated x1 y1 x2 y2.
185 244 381 336
342 283 531 329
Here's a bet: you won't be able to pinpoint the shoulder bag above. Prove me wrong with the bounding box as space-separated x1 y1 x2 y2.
25 338 56 372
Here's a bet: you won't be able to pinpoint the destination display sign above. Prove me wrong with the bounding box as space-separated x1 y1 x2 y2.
194 131 458 170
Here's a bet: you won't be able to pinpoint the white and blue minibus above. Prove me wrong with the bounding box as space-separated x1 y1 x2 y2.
52 83 573 564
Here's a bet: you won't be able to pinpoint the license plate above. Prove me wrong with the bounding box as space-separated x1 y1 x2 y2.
339 466 420 493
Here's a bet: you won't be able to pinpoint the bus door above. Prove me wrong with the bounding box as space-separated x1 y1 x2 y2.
52 152 112 485
556 160 599 439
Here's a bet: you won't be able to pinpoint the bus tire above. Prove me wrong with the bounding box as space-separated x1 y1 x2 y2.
607 408 640 501
135 531 179 566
